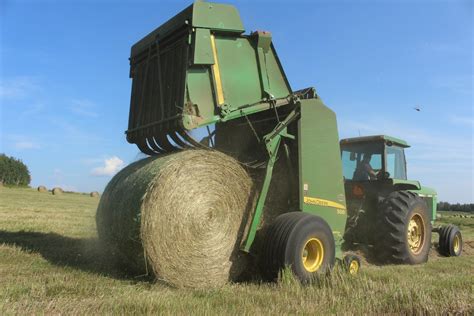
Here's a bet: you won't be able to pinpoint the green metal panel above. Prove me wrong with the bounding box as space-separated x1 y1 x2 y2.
215 36 291 108
411 186 437 223
193 28 214 65
192 1 244 33
392 179 421 189
298 98 347 258
186 68 216 120
131 1 244 58
341 135 410 148
213 36 262 107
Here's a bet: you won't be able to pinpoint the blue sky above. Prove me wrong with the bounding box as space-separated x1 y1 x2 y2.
1 0 472 202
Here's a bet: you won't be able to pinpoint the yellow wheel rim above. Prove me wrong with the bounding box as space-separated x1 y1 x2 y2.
453 234 460 253
407 213 425 254
349 260 359 275
302 238 324 272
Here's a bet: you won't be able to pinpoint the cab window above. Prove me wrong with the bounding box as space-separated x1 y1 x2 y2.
386 145 407 179
341 142 383 181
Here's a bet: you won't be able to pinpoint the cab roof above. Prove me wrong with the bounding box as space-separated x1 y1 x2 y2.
340 135 410 148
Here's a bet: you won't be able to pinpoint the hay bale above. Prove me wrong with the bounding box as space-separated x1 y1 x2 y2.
52 187 63 195
96 150 254 288
37 185 47 192
90 191 99 197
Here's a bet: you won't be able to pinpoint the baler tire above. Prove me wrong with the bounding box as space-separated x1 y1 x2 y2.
438 224 462 257
375 191 431 265
260 212 335 282
343 254 361 275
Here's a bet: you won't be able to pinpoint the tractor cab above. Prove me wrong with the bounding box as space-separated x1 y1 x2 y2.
339 135 414 245
340 135 409 183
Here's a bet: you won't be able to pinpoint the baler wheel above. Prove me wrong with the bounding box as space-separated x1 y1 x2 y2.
438 224 462 257
343 254 361 275
260 212 335 282
375 191 431 264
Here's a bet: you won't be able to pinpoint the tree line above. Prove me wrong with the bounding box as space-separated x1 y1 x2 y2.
437 201 473 213
0 154 31 186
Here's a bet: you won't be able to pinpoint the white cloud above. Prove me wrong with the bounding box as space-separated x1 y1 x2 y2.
450 115 474 127
0 76 41 99
14 141 40 150
69 99 98 118
91 156 124 176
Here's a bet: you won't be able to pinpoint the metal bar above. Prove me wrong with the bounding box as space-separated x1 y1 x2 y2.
242 135 282 252
155 40 165 120
210 34 225 106
241 106 300 252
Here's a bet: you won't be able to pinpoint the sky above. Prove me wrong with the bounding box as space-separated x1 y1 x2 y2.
0 0 472 203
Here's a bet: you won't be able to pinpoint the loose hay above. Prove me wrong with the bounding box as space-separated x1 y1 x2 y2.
96 150 254 288
52 187 63 195
37 185 47 192
90 191 99 197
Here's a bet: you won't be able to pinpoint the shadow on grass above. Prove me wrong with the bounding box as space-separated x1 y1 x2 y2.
0 230 153 282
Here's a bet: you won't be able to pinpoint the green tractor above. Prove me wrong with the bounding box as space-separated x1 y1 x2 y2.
112 0 463 285
340 136 463 264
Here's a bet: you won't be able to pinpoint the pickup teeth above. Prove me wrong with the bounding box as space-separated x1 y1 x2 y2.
135 128 208 155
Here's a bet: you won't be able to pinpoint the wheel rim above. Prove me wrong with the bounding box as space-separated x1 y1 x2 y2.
453 234 460 254
407 213 425 254
349 260 359 275
302 238 324 272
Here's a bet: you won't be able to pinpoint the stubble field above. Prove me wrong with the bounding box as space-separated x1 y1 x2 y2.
0 187 473 314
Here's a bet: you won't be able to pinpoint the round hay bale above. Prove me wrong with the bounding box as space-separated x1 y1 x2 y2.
52 187 63 195
90 191 99 197
37 185 47 192
96 150 254 288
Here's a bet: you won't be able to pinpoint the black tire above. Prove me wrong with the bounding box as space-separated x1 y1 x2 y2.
260 212 335 282
375 191 431 264
438 224 462 257
343 254 361 275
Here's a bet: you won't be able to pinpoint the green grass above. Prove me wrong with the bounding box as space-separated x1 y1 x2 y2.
1 187 473 314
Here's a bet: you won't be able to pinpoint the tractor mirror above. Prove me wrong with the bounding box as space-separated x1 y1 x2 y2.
387 141 393 146
350 152 356 161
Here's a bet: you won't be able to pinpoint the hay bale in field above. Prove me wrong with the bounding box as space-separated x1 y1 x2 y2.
37 185 47 192
90 191 99 197
52 187 63 195
96 150 254 288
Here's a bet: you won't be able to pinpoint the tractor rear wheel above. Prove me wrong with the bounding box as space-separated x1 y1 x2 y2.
260 212 335 282
438 224 462 257
375 191 431 264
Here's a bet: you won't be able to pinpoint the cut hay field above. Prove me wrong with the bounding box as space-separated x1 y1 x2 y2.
0 187 473 314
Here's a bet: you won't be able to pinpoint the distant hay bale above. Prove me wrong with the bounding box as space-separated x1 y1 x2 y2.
37 185 47 192
90 191 99 197
52 187 63 195
96 150 254 288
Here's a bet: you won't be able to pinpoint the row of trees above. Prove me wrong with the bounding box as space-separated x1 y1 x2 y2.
437 201 473 213
0 154 31 186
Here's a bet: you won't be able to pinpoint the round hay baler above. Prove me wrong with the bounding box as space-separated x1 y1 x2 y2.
97 0 461 288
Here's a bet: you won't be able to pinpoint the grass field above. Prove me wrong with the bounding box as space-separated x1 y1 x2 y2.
1 187 473 314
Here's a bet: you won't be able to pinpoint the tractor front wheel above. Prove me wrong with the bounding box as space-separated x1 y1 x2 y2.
260 212 335 282
375 191 431 264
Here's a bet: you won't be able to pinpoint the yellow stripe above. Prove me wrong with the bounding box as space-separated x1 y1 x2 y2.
210 34 225 105
303 196 346 210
